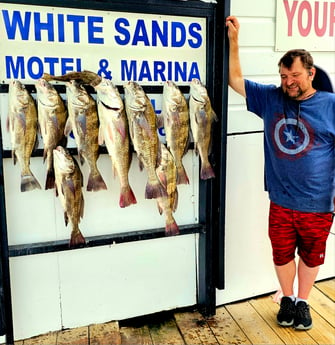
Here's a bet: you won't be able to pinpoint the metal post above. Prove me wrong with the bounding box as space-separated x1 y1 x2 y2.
0 126 14 345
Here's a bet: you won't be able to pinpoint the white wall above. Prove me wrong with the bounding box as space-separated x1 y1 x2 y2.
217 0 335 305
1 105 200 341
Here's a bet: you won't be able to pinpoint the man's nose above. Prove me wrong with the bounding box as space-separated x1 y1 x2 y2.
286 76 295 85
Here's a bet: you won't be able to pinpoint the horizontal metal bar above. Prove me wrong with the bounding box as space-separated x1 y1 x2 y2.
227 130 264 136
0 84 190 95
9 223 205 257
0 0 215 17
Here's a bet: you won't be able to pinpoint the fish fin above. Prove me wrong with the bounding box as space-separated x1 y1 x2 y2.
42 148 48 163
165 220 180 236
115 119 127 142
16 112 26 132
193 142 199 156
45 169 55 190
136 115 153 138
21 174 41 192
119 186 137 208
69 228 86 248
58 135 68 148
77 113 87 136
98 126 105 145
211 109 218 122
64 212 69 226
200 162 215 180
157 202 164 215
64 118 72 136
138 159 144 172
42 73 53 82
172 190 179 212
145 180 167 199
77 150 85 165
176 166 189 185
12 150 16 165
86 172 107 192
156 113 164 129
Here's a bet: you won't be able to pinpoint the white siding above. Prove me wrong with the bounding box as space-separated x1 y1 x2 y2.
217 0 335 305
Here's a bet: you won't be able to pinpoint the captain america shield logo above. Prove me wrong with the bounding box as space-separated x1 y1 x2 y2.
273 117 313 157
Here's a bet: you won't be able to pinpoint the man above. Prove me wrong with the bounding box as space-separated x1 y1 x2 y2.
226 16 335 330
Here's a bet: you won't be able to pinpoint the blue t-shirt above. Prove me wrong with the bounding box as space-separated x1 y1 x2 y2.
245 79 335 212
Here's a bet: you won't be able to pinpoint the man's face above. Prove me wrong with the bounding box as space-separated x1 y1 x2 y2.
279 58 314 100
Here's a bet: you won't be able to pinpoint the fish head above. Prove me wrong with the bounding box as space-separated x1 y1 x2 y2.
8 80 31 106
163 81 186 117
95 78 124 112
35 78 59 106
66 80 89 107
190 78 209 104
123 81 146 112
53 146 75 175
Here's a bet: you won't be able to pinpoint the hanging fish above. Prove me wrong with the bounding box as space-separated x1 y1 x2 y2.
189 78 217 180
65 80 107 192
123 81 166 199
53 146 86 247
156 143 179 236
95 78 137 208
7 80 41 192
35 78 67 189
43 70 101 86
162 81 190 185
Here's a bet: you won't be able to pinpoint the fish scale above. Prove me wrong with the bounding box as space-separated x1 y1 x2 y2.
189 78 217 180
95 77 137 208
7 80 41 192
162 80 190 185
53 146 86 247
65 80 107 192
123 81 166 199
35 78 67 190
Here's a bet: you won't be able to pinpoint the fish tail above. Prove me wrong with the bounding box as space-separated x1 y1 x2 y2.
45 169 55 190
21 174 41 192
87 172 107 192
145 180 167 199
69 228 86 248
200 162 215 180
119 185 137 208
176 166 189 185
165 220 180 236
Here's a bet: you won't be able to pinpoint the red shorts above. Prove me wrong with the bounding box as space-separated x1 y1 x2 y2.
268 202 332 267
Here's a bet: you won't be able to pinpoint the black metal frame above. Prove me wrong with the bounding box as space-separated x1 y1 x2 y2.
0 1 229 343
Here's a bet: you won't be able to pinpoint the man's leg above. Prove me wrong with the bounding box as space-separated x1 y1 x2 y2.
274 259 296 296
297 259 319 299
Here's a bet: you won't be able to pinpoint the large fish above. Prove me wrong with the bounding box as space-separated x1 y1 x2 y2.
43 70 101 86
156 143 179 236
53 145 86 247
123 81 166 199
65 80 107 191
7 80 41 192
189 78 217 180
35 78 67 189
95 78 137 208
162 81 190 185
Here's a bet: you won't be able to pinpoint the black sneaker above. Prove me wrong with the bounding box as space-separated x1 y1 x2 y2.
277 296 295 326
294 301 313 330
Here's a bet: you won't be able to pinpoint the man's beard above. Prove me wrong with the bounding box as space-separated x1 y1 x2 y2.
284 86 304 100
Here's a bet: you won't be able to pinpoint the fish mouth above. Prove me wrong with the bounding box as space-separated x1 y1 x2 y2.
190 95 204 103
100 100 121 111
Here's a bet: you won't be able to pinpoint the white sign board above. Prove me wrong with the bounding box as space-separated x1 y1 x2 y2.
276 0 335 51
0 3 207 84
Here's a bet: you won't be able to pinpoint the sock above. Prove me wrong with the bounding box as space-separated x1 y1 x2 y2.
286 295 296 302
295 297 308 305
